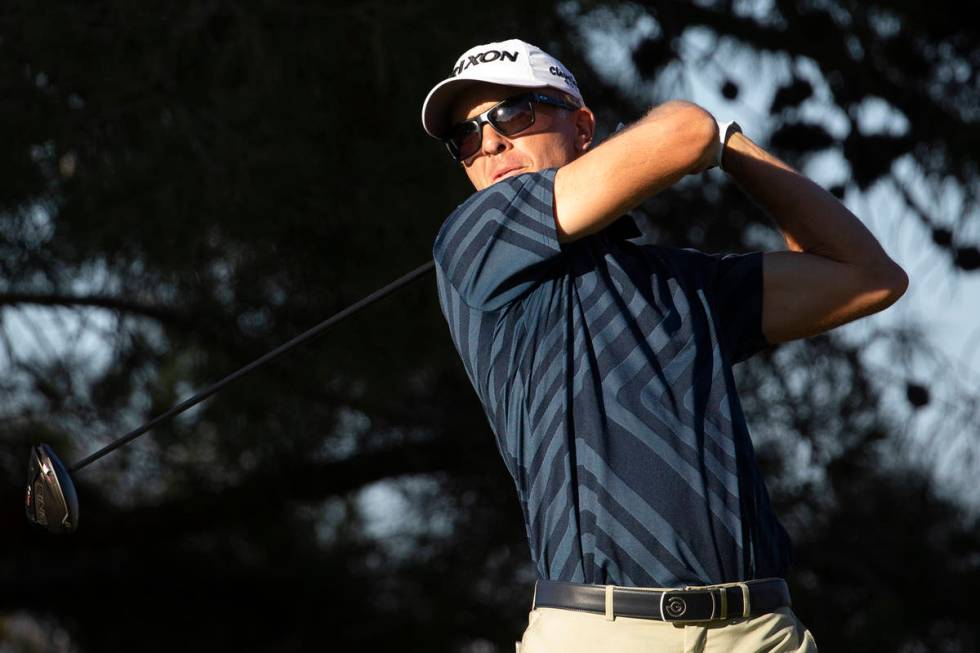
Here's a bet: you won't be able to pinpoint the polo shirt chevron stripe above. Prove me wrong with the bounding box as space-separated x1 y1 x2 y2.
433 169 791 588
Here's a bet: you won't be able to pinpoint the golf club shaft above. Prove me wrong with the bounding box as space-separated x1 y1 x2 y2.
69 260 435 472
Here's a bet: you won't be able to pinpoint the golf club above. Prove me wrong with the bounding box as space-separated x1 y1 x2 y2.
24 260 435 534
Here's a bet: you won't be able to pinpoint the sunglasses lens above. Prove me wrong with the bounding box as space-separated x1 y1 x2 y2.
446 96 536 161
449 121 482 161
490 99 534 137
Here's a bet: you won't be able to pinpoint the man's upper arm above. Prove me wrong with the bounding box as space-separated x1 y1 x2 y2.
761 250 909 344
553 101 717 243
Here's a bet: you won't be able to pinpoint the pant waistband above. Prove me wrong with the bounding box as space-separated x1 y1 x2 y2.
533 578 791 623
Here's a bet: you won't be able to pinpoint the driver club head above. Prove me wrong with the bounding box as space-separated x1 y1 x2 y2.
25 443 79 534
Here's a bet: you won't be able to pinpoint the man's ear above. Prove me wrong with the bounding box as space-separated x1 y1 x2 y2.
575 107 597 152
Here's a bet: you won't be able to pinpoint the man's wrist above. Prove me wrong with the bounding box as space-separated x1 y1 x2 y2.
716 120 742 170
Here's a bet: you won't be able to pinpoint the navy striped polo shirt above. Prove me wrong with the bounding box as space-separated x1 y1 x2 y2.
432 168 791 588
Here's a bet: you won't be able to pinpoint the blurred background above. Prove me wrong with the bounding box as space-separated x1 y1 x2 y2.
1 1 978 651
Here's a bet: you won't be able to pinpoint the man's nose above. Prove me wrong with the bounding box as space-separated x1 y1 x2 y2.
480 122 509 156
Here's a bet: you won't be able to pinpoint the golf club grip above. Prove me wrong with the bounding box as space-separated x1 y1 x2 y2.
69 260 436 472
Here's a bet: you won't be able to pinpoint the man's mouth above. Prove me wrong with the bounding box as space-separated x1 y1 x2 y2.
492 166 524 182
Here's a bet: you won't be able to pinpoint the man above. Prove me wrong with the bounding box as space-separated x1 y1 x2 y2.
421 38 907 652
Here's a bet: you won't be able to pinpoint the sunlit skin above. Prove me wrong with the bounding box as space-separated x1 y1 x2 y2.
449 84 596 191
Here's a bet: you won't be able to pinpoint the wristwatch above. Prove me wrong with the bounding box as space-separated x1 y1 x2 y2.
716 120 742 170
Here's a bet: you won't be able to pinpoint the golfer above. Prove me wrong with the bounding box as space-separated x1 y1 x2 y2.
422 39 907 652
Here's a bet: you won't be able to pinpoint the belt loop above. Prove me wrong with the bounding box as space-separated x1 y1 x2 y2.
604 585 615 621
531 581 538 611
718 587 728 620
737 582 751 618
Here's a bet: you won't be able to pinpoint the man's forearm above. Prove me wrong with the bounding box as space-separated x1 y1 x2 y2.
722 133 899 271
722 132 909 338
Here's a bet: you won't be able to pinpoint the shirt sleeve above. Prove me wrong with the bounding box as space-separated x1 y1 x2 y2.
706 251 771 363
663 247 771 364
432 169 563 312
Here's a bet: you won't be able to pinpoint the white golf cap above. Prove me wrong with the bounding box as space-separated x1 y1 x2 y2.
421 38 585 139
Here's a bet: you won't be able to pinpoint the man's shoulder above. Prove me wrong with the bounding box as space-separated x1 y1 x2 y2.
431 169 564 313
433 169 559 264
439 169 557 226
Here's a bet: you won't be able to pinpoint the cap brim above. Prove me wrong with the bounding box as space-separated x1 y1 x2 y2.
420 76 551 140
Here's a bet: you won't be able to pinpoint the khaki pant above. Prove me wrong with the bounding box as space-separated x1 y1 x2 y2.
517 602 817 652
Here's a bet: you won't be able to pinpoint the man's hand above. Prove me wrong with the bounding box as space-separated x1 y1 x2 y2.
553 101 717 243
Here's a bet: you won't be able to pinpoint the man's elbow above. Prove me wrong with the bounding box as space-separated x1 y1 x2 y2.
867 261 909 310
678 103 718 171
642 101 717 170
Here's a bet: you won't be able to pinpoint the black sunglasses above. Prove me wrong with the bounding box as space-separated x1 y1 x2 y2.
444 92 581 162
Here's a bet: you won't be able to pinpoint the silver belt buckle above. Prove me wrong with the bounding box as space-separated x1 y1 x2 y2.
659 588 723 623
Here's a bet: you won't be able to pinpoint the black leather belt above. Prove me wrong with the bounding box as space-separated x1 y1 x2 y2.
534 578 791 623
